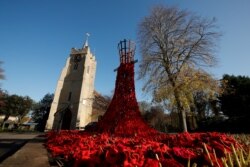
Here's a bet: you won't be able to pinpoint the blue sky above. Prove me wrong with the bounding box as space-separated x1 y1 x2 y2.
0 0 250 102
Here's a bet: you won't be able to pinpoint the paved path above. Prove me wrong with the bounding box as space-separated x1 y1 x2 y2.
0 132 50 167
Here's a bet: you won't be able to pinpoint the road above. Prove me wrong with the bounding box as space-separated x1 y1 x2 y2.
0 132 40 163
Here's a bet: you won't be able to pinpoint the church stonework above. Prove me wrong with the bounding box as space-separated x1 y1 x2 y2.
46 40 96 130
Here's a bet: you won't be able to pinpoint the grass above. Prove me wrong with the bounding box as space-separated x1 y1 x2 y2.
189 134 250 167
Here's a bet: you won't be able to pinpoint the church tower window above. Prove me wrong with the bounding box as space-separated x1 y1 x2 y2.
73 63 78 70
68 92 72 101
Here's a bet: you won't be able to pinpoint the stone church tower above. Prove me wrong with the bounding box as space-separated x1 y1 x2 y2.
46 37 96 130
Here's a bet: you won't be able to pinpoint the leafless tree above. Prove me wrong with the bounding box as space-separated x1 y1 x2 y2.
0 61 4 80
0 61 4 106
91 91 111 121
137 5 221 132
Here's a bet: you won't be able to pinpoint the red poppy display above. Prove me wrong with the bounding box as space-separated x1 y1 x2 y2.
46 131 240 166
46 57 241 166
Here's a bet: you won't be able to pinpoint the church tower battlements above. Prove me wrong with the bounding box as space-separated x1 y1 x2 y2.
46 35 96 130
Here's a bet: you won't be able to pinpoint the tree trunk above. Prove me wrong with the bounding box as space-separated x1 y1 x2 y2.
166 68 188 132
174 89 188 132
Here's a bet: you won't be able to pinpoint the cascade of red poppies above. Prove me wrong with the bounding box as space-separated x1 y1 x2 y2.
92 40 158 137
46 40 243 167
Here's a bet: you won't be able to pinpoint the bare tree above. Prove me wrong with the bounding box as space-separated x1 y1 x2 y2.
137 5 221 132
91 91 111 121
142 105 168 132
0 62 5 111
0 61 4 80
